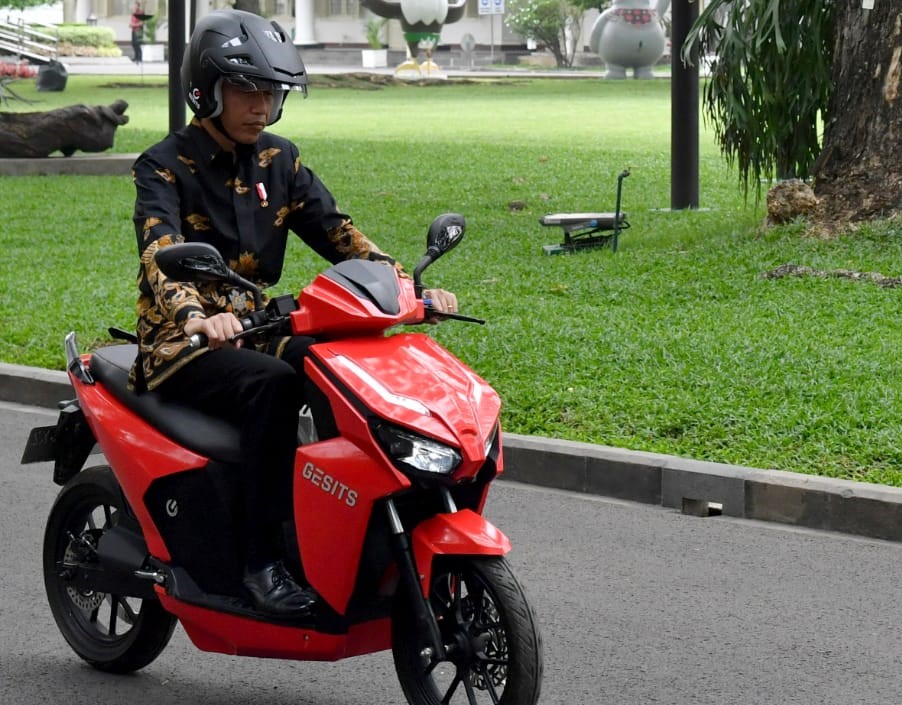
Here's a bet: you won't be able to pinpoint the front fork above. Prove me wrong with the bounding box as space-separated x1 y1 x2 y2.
385 488 511 662
385 492 452 661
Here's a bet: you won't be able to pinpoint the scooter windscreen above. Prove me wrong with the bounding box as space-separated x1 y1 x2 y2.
322 259 401 315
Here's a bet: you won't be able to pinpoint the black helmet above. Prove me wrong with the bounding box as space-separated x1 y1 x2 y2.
181 9 308 125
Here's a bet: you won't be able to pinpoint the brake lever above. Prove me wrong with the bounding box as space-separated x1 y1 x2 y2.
424 307 485 325
229 321 287 343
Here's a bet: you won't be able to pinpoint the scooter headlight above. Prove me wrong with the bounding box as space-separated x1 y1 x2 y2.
374 423 462 476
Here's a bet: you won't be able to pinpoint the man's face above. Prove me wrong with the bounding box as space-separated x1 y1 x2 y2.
219 78 276 145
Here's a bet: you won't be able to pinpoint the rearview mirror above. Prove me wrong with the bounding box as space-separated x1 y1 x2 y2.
154 242 263 310
413 214 467 297
426 213 465 257
154 242 232 283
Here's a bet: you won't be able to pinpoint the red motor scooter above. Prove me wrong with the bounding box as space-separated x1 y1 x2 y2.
22 214 543 705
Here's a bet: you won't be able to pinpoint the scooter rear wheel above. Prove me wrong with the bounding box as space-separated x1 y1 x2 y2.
392 556 543 705
43 465 176 673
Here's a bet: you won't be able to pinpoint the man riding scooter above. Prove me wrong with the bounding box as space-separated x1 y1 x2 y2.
130 9 458 616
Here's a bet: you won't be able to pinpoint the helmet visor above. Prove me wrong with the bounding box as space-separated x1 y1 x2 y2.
223 74 307 98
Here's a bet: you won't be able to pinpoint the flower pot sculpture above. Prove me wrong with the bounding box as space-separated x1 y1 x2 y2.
589 0 671 79
361 0 466 77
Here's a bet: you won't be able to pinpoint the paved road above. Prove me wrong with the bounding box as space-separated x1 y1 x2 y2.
3 401 902 704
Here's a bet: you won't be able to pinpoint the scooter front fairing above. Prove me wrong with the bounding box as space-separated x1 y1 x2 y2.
310 332 501 465
293 332 503 614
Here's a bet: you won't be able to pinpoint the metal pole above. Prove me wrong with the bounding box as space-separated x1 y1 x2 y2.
168 0 186 135
490 14 495 63
670 0 699 210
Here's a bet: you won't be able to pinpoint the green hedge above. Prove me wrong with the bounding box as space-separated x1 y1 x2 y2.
32 23 123 57
54 24 118 48
56 42 123 57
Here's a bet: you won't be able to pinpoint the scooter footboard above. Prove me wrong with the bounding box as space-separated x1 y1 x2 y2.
410 509 511 593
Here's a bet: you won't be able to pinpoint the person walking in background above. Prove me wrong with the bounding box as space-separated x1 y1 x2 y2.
129 3 144 64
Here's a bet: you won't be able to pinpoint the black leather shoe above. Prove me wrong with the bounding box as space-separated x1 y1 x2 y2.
242 561 317 617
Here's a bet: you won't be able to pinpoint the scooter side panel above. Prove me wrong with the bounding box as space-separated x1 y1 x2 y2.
158 592 391 659
295 437 406 615
73 375 210 561
411 510 511 593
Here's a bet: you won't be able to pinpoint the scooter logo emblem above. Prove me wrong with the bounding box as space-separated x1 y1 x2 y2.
166 499 179 517
301 462 358 507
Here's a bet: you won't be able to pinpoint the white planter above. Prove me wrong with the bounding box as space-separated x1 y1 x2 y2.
142 43 165 63
361 48 388 69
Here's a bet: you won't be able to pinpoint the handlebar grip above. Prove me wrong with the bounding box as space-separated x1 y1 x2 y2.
188 333 208 349
187 312 262 349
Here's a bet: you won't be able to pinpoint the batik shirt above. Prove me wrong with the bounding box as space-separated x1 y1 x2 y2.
130 120 405 391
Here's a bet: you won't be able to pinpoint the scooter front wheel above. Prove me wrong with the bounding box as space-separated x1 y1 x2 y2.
43 465 176 673
392 556 543 705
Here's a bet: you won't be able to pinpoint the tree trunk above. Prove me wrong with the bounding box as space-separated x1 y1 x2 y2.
813 3 902 223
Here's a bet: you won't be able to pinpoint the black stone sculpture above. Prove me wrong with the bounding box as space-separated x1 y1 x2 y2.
0 99 129 158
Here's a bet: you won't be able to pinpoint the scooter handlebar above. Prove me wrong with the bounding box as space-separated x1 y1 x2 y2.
187 310 272 349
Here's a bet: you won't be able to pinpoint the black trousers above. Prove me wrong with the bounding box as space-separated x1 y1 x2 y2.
157 337 312 567
131 31 142 63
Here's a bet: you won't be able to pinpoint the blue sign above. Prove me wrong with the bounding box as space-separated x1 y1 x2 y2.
478 0 504 15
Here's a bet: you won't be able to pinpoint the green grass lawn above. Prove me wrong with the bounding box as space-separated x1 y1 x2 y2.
3 75 902 484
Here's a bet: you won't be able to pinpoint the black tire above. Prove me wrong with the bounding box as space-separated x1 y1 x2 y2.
43 466 177 673
392 556 543 705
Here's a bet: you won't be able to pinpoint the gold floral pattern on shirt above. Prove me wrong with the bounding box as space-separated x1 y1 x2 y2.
328 220 381 257
141 234 180 267
186 213 212 231
226 176 250 195
230 251 261 278
325 222 410 279
258 147 281 168
177 155 197 174
142 216 162 242
130 241 236 390
275 199 305 227
131 123 408 391
155 167 176 183
274 205 290 227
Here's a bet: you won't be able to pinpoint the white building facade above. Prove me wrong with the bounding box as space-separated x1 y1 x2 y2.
7 0 527 52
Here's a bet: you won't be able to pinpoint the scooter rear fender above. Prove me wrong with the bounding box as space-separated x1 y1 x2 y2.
411 509 511 594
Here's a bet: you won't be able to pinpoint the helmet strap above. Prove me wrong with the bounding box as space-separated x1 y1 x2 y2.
210 115 241 147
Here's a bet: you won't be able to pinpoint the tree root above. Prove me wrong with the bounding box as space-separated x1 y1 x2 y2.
762 263 902 288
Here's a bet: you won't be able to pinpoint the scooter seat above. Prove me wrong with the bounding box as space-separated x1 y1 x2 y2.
89 344 241 463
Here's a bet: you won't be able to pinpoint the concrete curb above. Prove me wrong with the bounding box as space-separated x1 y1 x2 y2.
0 154 138 176
502 435 902 543
5 362 902 543
0 362 72 409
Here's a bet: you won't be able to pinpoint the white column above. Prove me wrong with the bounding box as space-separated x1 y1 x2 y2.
293 0 317 45
74 0 90 23
195 0 212 29
62 0 77 23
